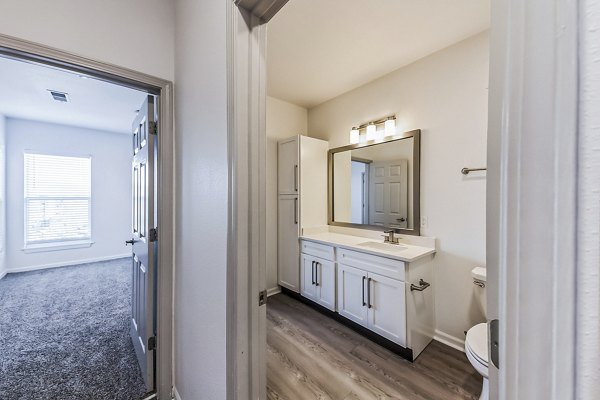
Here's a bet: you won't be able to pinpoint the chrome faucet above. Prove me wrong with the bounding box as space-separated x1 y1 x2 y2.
382 229 400 245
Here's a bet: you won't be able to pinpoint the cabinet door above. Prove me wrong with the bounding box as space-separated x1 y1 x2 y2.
315 259 336 311
278 138 299 195
367 272 406 346
300 254 317 301
278 196 300 292
337 264 368 327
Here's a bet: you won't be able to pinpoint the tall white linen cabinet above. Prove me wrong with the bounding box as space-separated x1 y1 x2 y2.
277 135 329 293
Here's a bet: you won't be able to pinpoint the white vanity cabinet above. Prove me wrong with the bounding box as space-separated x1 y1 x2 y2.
337 250 407 347
300 254 336 311
338 265 407 345
299 236 435 360
277 136 328 293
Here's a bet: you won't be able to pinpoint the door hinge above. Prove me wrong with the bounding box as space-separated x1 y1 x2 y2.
259 289 267 306
149 121 158 135
149 227 158 242
148 336 157 351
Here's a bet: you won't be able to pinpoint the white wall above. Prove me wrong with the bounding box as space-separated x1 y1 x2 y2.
0 115 6 279
308 32 490 347
577 0 600 395
266 96 308 292
174 1 229 398
0 0 175 81
5 118 131 272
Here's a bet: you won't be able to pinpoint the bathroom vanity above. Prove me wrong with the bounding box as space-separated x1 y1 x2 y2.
299 229 435 360
277 130 435 361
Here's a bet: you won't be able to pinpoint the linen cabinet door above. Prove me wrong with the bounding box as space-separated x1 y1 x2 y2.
366 272 407 346
278 137 299 195
278 195 299 292
337 264 368 327
315 259 336 311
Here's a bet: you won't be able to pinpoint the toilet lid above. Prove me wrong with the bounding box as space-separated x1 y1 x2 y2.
466 323 489 366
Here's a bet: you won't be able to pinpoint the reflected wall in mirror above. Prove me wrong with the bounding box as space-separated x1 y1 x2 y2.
329 130 420 235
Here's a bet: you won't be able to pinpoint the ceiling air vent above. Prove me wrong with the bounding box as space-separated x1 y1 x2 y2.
48 90 69 103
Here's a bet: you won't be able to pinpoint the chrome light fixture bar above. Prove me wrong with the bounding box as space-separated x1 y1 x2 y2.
349 115 396 144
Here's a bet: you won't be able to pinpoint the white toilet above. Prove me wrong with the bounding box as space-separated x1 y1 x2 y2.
465 267 489 400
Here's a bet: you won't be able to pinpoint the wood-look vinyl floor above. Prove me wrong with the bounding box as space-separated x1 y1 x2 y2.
267 294 481 400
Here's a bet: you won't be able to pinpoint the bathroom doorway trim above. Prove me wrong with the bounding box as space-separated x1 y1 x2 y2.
0 33 175 400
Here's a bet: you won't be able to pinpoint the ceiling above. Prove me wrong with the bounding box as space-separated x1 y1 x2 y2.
0 56 147 134
267 0 490 108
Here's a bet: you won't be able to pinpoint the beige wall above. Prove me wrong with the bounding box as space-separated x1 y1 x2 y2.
174 0 229 398
266 96 308 292
308 32 490 347
0 0 175 80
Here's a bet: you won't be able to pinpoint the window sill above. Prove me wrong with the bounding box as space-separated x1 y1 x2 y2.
22 240 95 253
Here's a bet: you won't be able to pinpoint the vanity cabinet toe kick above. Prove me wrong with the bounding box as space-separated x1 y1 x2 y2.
299 239 435 361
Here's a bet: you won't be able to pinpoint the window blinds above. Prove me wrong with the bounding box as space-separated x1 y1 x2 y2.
24 153 91 245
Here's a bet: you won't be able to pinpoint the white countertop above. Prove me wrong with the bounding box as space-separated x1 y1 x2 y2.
300 231 436 262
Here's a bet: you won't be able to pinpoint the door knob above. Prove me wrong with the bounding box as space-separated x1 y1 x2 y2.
125 238 138 246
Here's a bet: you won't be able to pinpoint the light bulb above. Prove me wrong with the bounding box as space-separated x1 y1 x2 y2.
366 123 376 141
350 127 360 144
385 118 396 137
359 132 367 144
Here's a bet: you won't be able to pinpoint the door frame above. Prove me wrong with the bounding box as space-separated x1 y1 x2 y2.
233 1 589 400
487 0 579 398
0 33 174 400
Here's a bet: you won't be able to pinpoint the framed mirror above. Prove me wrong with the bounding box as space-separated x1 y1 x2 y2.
328 129 420 235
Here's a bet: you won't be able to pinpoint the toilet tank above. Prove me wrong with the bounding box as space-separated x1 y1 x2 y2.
471 267 487 316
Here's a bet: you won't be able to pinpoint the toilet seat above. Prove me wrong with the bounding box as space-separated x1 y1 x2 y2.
466 323 489 375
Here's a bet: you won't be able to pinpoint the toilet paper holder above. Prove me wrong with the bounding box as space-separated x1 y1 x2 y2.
410 279 431 292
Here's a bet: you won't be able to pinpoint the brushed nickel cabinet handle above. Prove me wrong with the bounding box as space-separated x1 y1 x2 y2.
362 276 367 306
367 277 372 308
294 165 298 192
294 198 298 224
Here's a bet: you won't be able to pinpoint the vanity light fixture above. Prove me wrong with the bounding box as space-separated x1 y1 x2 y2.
384 117 396 137
366 123 377 141
349 127 360 144
348 115 397 144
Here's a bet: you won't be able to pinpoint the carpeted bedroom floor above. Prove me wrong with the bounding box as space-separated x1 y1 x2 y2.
0 258 148 400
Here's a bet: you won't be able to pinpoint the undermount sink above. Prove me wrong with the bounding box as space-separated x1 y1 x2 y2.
357 241 408 252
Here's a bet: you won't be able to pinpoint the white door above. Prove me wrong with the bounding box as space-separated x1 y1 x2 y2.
300 254 317 301
369 160 408 229
367 272 406 346
278 138 299 195
315 258 336 311
127 95 157 391
277 195 299 292
337 264 369 327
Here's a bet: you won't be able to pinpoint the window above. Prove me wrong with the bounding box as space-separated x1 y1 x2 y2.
24 153 91 248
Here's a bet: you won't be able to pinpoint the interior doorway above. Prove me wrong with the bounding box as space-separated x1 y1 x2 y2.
0 36 174 400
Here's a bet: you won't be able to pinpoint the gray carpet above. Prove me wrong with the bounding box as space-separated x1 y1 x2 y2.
0 258 148 400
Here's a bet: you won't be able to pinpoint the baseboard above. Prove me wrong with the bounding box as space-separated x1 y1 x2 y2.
434 329 465 352
7 254 131 274
0 269 7 281
267 286 281 297
172 386 182 400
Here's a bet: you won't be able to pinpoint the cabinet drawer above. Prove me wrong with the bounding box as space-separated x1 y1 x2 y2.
301 240 335 261
337 248 405 281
